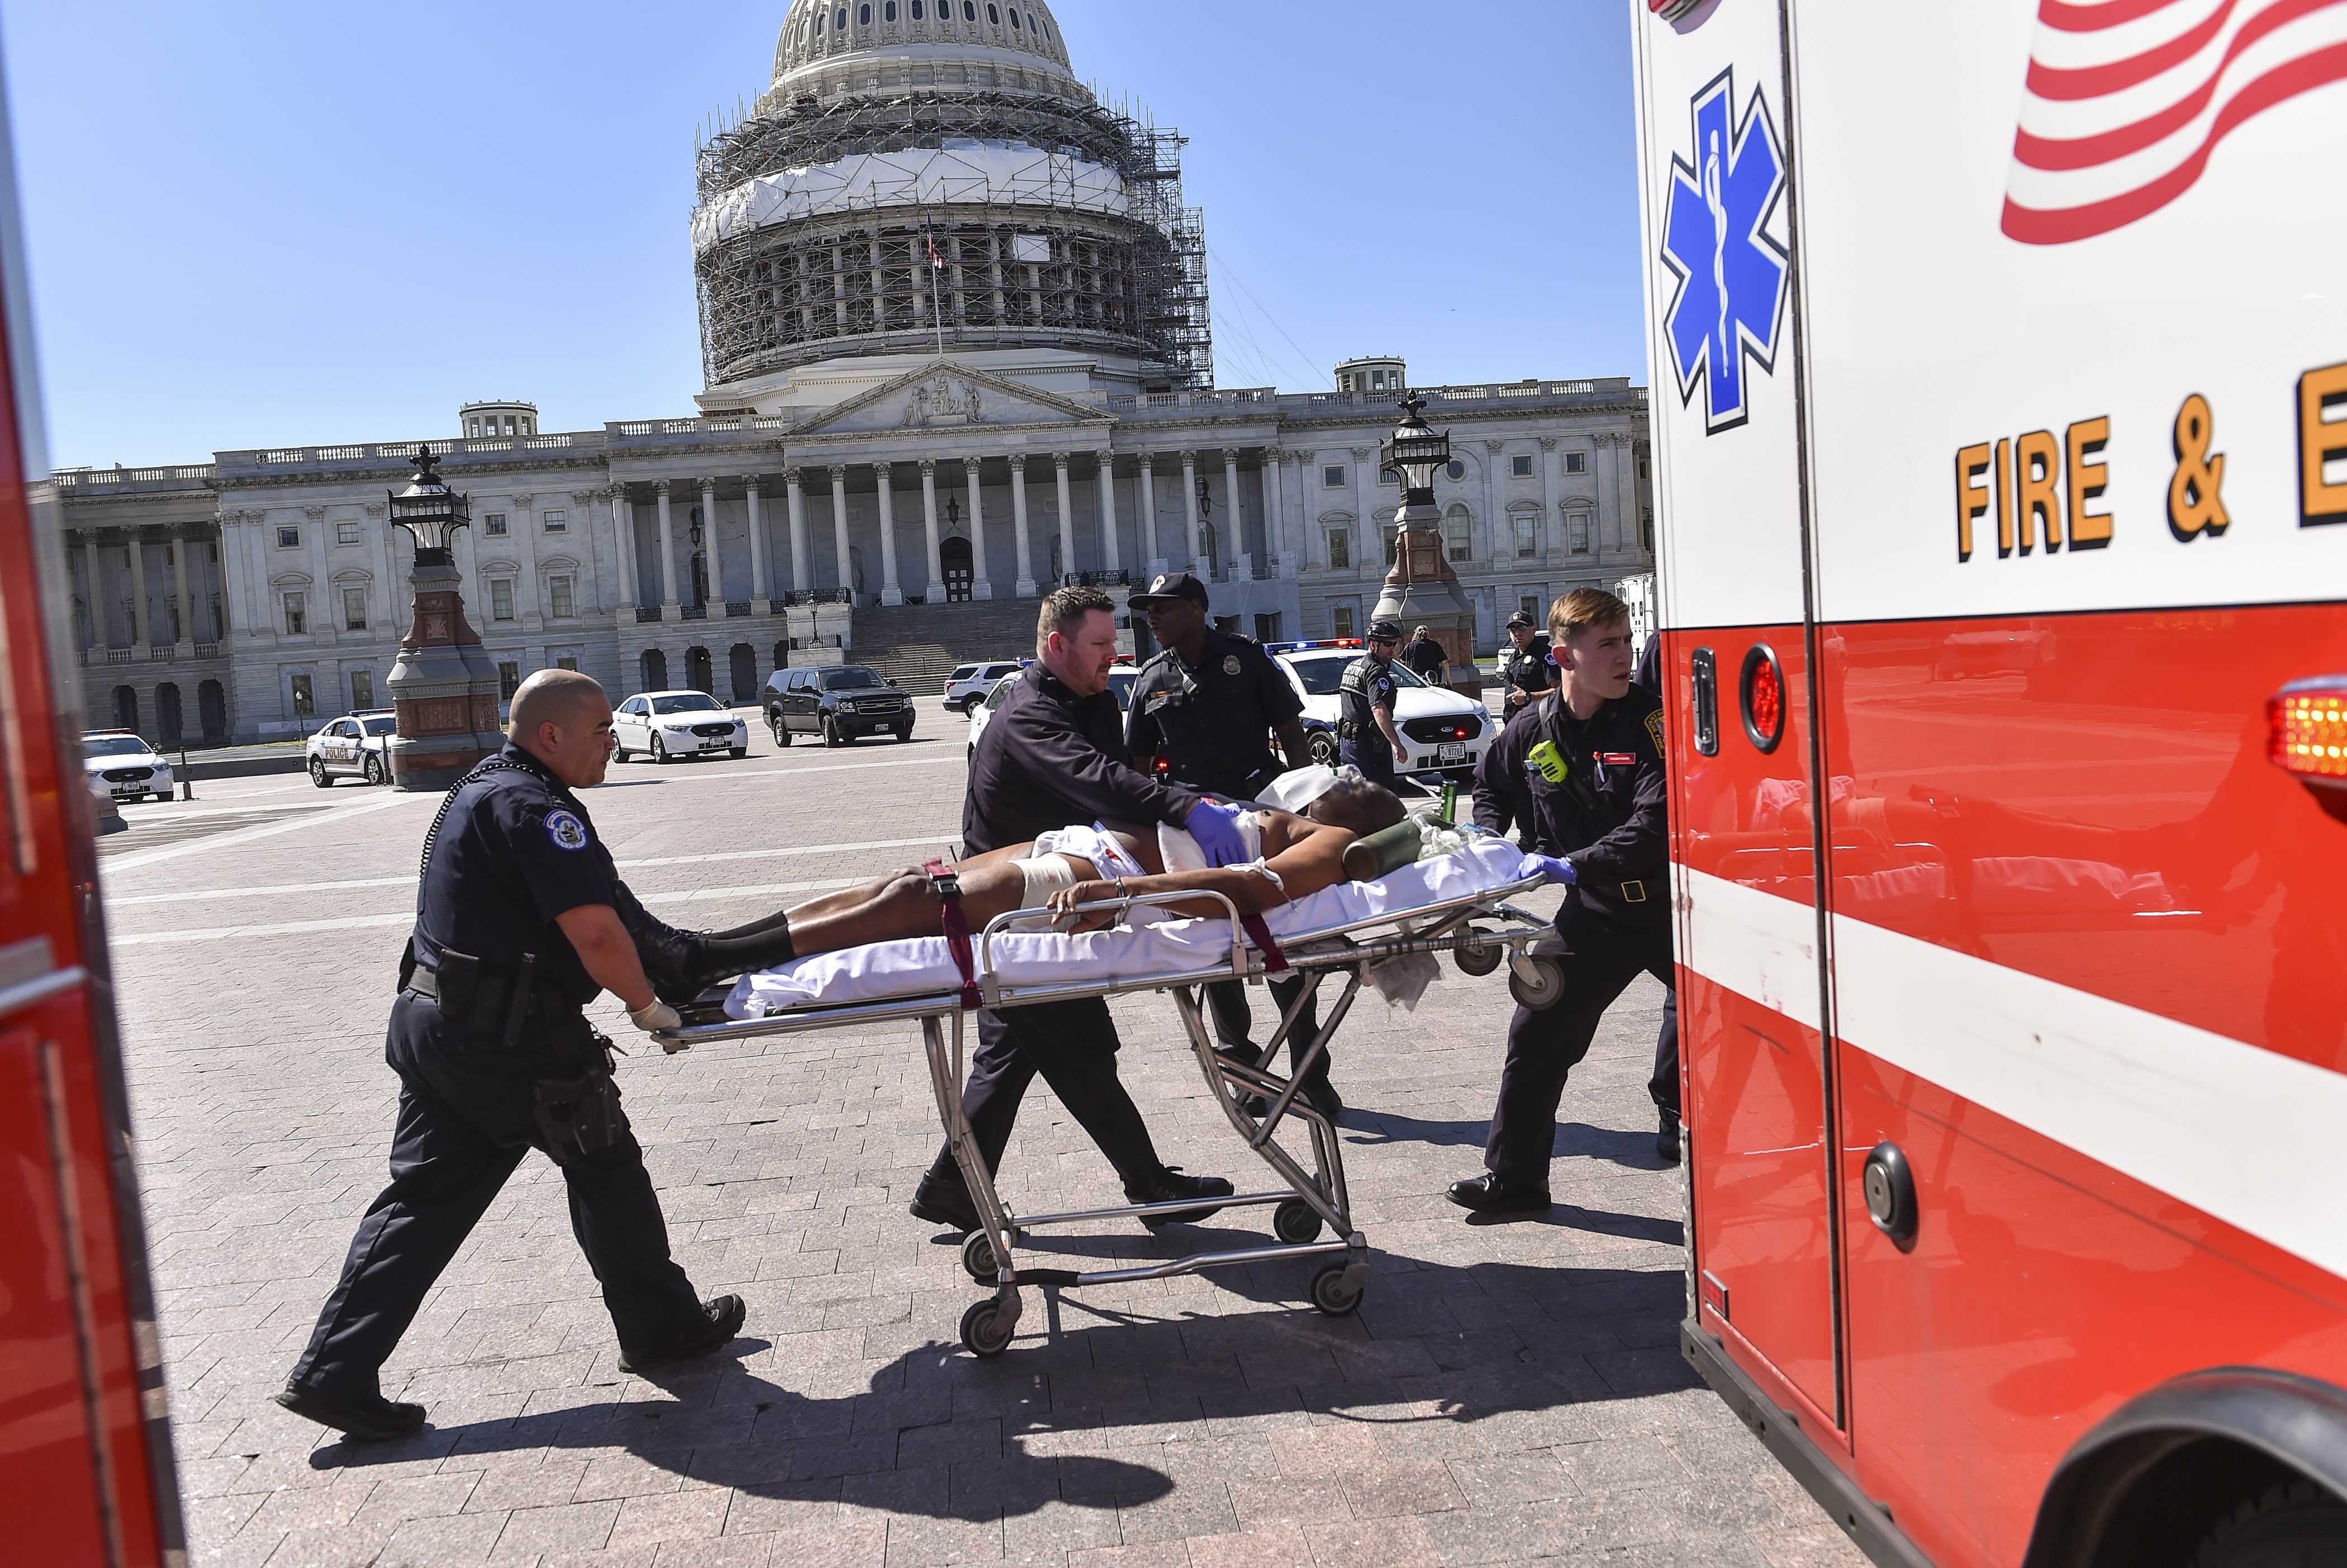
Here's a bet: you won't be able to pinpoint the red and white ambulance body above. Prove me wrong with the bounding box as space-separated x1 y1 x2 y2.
1633 2 2347 1563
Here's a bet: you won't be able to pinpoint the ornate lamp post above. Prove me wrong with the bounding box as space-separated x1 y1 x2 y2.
1372 394 1480 695
384 446 505 789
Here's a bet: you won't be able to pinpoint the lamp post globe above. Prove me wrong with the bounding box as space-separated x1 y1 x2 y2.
383 446 506 789
1372 394 1480 695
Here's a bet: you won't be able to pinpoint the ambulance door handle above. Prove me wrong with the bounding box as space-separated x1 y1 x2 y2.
1862 1142 1918 1249
1690 647 1719 756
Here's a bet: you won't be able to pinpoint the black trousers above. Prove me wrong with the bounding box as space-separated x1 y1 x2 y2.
287 992 704 1398
1338 738 1398 790
1204 975 1331 1091
1650 985 1680 1116
931 997 1166 1190
1484 900 1675 1185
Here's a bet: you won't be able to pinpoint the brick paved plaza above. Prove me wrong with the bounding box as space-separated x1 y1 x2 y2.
102 697 1863 1568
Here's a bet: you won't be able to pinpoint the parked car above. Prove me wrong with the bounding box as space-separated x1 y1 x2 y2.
1270 642 1496 780
966 666 1137 759
765 664 914 747
612 690 749 763
304 709 398 787
80 730 174 804
943 659 1028 714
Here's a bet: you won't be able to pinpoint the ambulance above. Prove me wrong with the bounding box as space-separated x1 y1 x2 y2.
1632 2 2347 1564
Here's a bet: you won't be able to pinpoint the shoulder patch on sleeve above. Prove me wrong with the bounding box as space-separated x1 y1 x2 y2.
1645 710 1666 756
545 808 591 852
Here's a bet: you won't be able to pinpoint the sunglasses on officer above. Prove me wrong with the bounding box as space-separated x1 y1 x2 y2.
1368 634 1399 647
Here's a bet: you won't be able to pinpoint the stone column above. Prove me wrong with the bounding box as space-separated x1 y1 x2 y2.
745 477 771 614
1180 450 1203 575
1263 448 1285 559
699 477 724 612
785 468 810 595
1138 455 1159 567
965 459 992 600
126 530 150 647
1223 449 1243 570
1485 441 1505 566
654 479 680 620
1010 456 1036 597
1052 452 1075 583
170 529 193 648
1095 453 1120 574
876 461 904 605
1596 433 1619 552
919 459 943 596
82 533 101 647
1352 448 1377 573
828 465 852 597
1538 436 1559 564
1621 434 1645 558
609 489 638 613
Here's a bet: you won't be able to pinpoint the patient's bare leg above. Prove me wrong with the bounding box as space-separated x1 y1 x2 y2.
785 861 1047 957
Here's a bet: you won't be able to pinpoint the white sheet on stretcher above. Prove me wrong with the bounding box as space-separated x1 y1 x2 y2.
724 835 1540 1017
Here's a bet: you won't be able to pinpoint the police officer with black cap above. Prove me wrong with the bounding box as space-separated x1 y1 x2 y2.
1127 571 1339 1116
1337 620 1410 790
1447 588 1672 1215
1496 609 1555 723
275 669 743 1443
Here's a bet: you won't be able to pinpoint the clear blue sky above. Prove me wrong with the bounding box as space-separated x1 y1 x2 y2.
0 0 1647 470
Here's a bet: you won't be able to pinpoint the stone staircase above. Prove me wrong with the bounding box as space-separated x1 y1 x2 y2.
847 599 1041 690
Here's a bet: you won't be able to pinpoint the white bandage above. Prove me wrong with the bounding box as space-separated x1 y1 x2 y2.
1006 853 1081 930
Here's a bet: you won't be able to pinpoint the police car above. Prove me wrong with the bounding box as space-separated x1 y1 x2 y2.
965 665 1138 761
943 659 1028 714
1268 641 1496 780
80 730 174 804
612 690 750 763
305 709 398 787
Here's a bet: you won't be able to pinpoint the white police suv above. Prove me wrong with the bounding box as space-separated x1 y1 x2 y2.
305 710 398 787
81 730 174 804
1268 641 1496 781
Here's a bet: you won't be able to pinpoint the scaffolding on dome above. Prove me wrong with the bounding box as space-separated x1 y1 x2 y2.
692 89 1210 392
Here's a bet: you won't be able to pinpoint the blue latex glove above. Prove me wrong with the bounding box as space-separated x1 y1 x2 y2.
1528 853 1577 886
1186 800 1250 868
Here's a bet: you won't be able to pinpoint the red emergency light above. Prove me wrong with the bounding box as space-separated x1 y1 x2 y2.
2269 676 2347 820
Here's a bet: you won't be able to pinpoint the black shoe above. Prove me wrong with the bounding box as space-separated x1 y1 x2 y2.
1242 1080 1344 1122
274 1382 427 1443
616 1294 747 1375
1657 1109 1682 1165
1126 1166 1234 1228
908 1169 981 1233
1446 1173 1551 1215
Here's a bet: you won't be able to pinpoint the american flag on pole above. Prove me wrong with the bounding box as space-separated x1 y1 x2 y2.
924 217 945 268
2001 0 2347 245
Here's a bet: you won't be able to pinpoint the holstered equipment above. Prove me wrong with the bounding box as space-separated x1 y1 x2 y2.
500 954 538 1052
926 858 982 1011
408 951 577 1044
531 1068 626 1164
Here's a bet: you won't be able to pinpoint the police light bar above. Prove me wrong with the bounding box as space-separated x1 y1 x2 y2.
2269 676 2347 821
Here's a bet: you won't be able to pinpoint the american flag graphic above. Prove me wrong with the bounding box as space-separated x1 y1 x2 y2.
2002 0 2347 245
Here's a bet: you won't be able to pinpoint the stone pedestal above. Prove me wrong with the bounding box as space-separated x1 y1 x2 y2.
387 548 506 790
1373 501 1482 699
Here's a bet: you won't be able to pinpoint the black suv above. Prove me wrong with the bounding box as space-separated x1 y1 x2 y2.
764 664 915 747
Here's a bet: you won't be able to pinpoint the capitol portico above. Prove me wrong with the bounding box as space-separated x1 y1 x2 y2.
52 1 1651 743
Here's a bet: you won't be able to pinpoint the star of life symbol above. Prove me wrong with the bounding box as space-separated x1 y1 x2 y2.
1659 68 1790 434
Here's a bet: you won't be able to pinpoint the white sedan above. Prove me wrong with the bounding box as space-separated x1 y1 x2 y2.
80 731 174 804
1271 643 1496 780
613 690 749 764
305 710 398 787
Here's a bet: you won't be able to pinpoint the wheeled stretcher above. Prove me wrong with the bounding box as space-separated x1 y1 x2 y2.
655 832 1563 1357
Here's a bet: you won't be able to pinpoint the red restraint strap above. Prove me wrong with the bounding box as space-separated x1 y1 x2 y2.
925 858 982 1010
1239 912 1290 974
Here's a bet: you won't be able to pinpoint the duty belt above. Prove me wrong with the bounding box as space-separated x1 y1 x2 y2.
408 964 579 1034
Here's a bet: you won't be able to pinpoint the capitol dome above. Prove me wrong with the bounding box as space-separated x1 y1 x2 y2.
692 0 1210 403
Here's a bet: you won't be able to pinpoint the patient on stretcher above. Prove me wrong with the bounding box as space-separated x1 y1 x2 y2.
632 776 1407 1003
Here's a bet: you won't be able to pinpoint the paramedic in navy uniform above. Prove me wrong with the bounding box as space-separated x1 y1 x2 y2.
1448 588 1673 1215
1125 571 1341 1118
909 585 1251 1233
276 669 742 1443
1336 620 1410 790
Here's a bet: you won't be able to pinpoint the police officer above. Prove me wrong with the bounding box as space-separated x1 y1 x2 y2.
910 585 1250 1233
1492 610 1557 847
1337 620 1409 790
1447 588 1671 1215
277 670 742 1442
1635 629 1680 1163
1126 572 1339 1117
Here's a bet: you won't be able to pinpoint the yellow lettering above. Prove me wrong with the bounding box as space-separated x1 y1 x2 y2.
2066 415 2112 549
2302 361 2347 527
2014 429 2061 554
1996 436 2012 555
2167 394 2227 540
1955 442 1991 561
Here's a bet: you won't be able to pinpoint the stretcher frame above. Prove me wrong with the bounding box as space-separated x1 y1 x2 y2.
657 869 1554 1356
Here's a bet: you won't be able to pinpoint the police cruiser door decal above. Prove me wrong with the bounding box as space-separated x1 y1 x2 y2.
1659 66 1790 435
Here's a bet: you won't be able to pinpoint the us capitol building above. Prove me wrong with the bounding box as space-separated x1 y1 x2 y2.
55 0 1651 743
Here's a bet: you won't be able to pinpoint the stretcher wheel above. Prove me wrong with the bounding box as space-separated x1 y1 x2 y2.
959 1299 1015 1356
1273 1200 1324 1245
1452 928 1503 977
1309 1263 1365 1317
961 1229 1001 1284
1508 954 1566 1011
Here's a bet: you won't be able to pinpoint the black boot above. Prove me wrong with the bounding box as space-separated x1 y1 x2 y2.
1445 1172 1551 1215
677 916 798 997
1125 1166 1234 1228
275 1382 427 1443
1657 1107 1682 1165
909 1166 981 1232
614 882 710 1006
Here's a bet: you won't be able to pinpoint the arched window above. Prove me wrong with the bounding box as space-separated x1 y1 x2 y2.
1444 503 1473 563
858 2 871 23
987 3 1000 23
911 0 922 15
836 7 848 30
884 1 896 18
1008 6 1021 26
963 1 976 19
